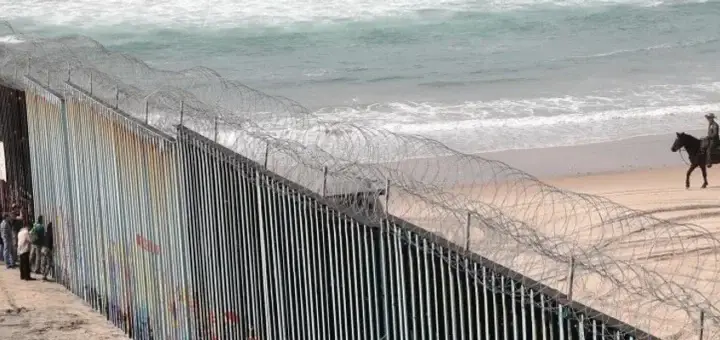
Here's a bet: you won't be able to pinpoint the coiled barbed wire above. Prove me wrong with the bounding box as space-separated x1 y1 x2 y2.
1 22 718 339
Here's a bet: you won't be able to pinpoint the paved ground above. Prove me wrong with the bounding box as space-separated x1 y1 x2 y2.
0 267 128 340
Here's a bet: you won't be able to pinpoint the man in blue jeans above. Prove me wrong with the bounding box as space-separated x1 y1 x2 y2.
0 214 15 268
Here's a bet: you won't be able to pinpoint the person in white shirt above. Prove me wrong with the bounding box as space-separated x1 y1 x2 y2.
17 224 34 281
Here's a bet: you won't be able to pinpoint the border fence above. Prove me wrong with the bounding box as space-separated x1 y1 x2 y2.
4 70 663 340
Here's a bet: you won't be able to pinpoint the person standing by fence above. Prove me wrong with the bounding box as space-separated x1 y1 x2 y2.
41 221 53 280
17 222 34 280
0 214 15 268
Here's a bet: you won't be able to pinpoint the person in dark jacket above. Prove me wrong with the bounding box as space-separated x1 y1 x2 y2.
41 222 53 280
705 113 720 167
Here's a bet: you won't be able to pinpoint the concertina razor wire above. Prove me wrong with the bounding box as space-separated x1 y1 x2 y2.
0 22 717 340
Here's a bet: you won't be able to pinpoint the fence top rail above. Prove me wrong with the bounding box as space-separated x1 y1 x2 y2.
64 81 175 142
24 76 63 104
177 125 657 340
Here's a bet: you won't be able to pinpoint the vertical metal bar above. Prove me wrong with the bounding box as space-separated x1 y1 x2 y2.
483 266 490 340
501 276 508 340
313 198 327 340
214 146 228 340
256 172 273 340
395 225 407 340
384 179 390 215
238 161 257 339
568 257 575 301
531 290 537 340
300 194 317 339
380 219 390 340
368 222 378 340
541 294 548 340
465 212 471 251
263 143 269 169
281 184 295 340
699 310 705 340
492 272 499 340
473 264 480 340
457 254 465 340
426 239 434 339
409 233 418 340
213 115 219 142
441 247 449 340
329 206 340 339
512 281 518 340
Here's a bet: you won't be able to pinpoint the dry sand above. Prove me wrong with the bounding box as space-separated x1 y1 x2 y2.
0 269 129 340
384 133 720 339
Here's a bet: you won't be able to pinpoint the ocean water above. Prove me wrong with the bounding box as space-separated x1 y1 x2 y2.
2 0 720 154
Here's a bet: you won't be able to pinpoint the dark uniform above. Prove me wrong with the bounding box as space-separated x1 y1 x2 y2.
706 115 719 166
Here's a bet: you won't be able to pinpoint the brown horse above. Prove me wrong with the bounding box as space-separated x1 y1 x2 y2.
671 132 720 188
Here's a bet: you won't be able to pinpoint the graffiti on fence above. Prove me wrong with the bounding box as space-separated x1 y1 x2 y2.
135 234 161 254
207 310 241 340
167 285 241 338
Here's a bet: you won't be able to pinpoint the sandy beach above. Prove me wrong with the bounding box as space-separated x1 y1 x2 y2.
384 131 720 339
0 269 129 340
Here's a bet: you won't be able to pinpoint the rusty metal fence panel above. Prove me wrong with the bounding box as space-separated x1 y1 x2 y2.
23 77 190 340
19 79 658 340
0 83 33 214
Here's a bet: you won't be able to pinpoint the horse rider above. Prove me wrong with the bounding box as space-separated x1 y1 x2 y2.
705 113 720 167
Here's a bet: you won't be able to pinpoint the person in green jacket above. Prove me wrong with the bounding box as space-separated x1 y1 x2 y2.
29 215 45 274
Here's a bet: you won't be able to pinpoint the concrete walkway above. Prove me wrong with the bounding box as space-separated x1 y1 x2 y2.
0 267 129 340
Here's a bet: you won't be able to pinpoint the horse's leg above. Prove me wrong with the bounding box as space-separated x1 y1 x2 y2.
701 164 709 188
686 164 697 189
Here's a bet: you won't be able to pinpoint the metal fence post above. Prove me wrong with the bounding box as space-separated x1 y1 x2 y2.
465 211 471 251
89 72 93 95
263 143 269 169
115 86 119 109
699 310 705 340
213 115 218 142
567 256 576 301
384 179 390 215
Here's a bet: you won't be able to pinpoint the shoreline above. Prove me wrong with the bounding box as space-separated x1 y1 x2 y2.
384 130 706 189
476 130 704 180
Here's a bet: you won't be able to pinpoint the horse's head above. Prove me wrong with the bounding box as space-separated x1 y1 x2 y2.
672 132 685 152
